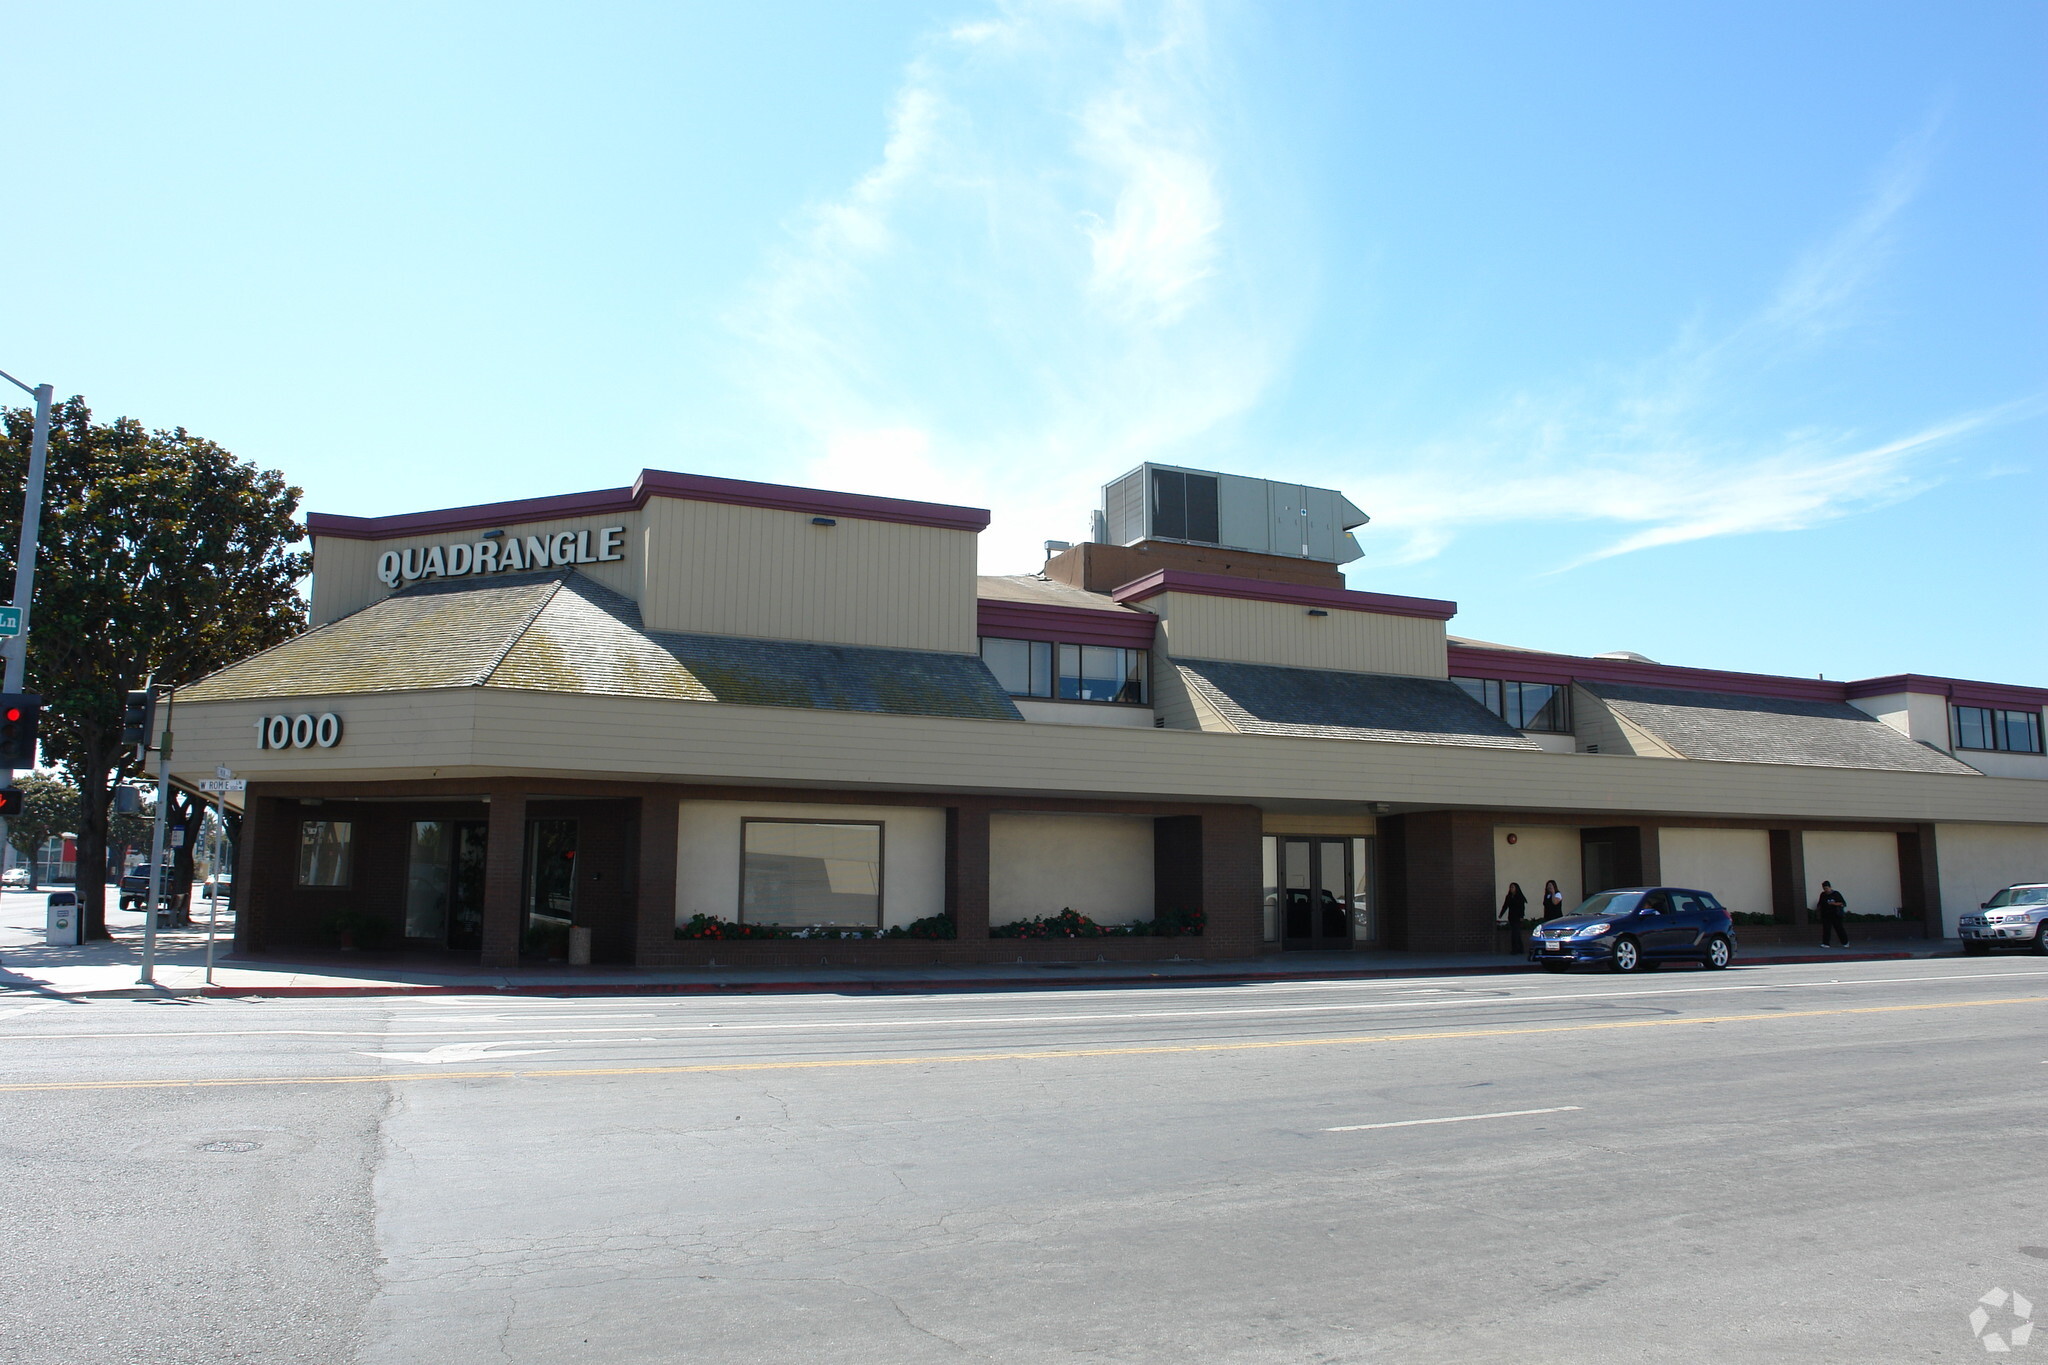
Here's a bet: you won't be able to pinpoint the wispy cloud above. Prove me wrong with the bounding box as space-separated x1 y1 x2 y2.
729 12 1996 579
725 0 1302 568
1360 115 2001 571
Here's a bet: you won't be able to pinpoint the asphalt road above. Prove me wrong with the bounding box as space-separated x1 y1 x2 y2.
2 957 2044 1363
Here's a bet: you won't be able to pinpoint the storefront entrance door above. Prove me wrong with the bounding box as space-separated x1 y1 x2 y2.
404 820 488 951
1280 837 1355 950
522 819 579 959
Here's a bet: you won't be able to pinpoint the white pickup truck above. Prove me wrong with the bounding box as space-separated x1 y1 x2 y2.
1958 884 2048 955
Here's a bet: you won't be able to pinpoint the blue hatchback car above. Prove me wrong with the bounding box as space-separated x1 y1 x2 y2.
1527 887 1737 973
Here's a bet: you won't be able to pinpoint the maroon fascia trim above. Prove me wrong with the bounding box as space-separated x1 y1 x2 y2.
1845 674 2048 711
1447 645 2048 710
1109 569 1458 621
977 600 1158 649
305 468 992 539
1448 644 1845 702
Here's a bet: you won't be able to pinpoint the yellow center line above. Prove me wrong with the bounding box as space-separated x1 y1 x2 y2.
3 994 2042 1094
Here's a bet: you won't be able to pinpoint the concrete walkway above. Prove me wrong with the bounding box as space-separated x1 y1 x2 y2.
0 909 1967 999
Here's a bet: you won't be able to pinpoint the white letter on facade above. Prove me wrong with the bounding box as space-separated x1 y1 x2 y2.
377 551 402 587
401 548 423 581
422 545 446 578
445 543 473 576
473 540 498 572
575 529 593 563
550 531 575 566
598 526 626 561
498 537 526 571
525 534 551 568
315 713 343 747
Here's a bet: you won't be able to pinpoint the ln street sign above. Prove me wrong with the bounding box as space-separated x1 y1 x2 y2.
197 778 247 793
0 606 20 637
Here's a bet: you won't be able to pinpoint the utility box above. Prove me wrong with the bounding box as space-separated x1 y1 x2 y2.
568 925 593 966
45 891 80 947
1095 463 1369 564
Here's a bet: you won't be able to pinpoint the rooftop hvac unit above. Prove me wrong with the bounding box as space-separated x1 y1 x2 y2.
1096 464 1369 565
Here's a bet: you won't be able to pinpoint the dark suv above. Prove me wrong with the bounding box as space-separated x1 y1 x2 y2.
1527 887 1737 973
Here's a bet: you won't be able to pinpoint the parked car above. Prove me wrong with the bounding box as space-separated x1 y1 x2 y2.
1528 886 1737 972
1 867 27 888
202 872 233 898
1958 884 2048 955
118 867 179 911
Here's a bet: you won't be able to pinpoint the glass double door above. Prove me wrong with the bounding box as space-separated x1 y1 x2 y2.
1267 836 1373 950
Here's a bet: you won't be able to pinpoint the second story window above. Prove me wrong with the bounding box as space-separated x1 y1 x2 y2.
1955 705 2044 754
981 637 1147 705
980 637 1053 697
1452 676 1572 733
1059 644 1147 703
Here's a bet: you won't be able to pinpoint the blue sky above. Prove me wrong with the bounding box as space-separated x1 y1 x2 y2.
2 0 2042 683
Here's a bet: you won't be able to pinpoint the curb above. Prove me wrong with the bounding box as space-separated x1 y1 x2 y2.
21 949 1944 1000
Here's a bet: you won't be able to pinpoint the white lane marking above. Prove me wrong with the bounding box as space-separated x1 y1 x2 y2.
401 1014 660 1024
0 1002 62 1021
1327 1106 1583 1133
12 968 2046 1042
357 1040 559 1065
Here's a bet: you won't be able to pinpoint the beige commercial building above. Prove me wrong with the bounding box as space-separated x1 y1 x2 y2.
171 464 2048 968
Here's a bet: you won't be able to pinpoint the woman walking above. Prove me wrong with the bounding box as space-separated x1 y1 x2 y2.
1542 879 1565 921
1499 882 1529 954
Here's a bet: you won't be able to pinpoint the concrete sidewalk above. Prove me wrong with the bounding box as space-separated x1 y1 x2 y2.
0 915 1966 999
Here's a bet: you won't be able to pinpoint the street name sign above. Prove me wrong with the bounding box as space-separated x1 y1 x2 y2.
0 606 20 637
198 778 247 793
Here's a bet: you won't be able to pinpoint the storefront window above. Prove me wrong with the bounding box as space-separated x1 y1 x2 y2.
741 820 882 928
406 822 453 940
298 821 353 886
980 637 1054 697
1058 644 1147 703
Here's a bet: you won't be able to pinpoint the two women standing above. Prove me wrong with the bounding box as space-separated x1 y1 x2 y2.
1503 879 1570 954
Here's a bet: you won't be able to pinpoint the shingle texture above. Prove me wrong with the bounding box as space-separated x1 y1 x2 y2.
975 574 1140 613
1582 681 1978 775
1175 658 1542 749
183 572 1023 722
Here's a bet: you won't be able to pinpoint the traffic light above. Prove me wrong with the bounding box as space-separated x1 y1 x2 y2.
121 690 156 750
0 787 22 817
0 694 39 767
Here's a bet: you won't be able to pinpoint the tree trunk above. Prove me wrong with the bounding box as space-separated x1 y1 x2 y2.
168 789 199 927
75 753 113 940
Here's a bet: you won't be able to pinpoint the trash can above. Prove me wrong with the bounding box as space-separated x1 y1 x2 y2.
45 891 81 947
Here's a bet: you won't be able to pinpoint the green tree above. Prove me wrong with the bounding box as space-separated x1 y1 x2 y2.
4 771 79 890
0 397 308 937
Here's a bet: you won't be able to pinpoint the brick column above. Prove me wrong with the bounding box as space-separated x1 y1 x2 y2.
1901 824 1943 936
946 802 990 940
634 793 680 963
480 786 527 968
1197 804 1262 959
231 792 270 955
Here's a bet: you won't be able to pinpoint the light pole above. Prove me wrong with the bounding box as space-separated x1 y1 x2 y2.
0 367 52 871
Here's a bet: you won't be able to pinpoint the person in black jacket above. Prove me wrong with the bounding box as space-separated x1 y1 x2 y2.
1541 879 1565 921
1816 880 1849 947
1500 882 1529 953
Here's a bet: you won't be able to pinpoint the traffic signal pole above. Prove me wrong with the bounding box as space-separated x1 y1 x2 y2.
0 369 52 866
138 688 172 988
